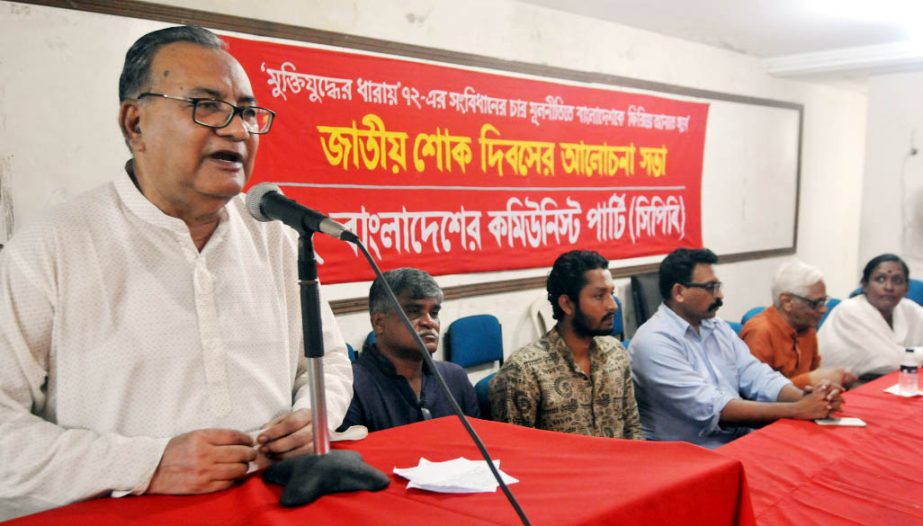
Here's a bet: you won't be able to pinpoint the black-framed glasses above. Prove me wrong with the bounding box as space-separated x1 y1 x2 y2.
682 281 722 294
136 92 275 134
790 293 828 310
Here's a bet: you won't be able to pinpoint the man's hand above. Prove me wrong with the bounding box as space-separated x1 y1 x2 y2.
793 384 842 420
147 429 256 495
257 409 314 460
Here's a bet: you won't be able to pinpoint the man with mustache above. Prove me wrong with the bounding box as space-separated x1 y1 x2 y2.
0 26 353 518
338 267 479 433
489 250 643 439
629 248 842 448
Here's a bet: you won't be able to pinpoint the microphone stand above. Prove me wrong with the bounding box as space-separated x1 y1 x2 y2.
263 231 390 507
298 233 329 455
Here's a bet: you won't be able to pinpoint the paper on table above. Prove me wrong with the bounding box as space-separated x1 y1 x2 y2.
815 417 867 427
393 457 519 494
883 384 923 398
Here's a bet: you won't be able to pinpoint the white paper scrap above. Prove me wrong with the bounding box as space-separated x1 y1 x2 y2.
815 417 867 427
393 457 519 494
884 384 923 397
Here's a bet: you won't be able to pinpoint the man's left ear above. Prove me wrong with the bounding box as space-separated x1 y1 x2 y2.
370 312 385 335
558 294 576 317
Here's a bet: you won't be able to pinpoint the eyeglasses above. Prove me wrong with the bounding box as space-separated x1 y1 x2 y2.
682 281 722 294
790 293 828 310
136 92 275 134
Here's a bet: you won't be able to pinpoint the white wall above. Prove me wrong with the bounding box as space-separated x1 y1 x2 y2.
0 0 868 365
860 72 923 281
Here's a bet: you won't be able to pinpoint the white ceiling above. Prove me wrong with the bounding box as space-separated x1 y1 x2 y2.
518 0 923 84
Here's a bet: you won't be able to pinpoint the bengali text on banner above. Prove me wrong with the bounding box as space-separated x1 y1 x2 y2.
226 35 709 284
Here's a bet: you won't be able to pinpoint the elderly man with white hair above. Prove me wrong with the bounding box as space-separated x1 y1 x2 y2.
740 260 857 388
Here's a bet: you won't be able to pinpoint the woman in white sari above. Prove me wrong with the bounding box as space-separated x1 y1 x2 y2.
819 254 923 379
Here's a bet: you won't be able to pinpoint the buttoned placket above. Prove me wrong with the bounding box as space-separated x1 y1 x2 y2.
689 324 731 396
188 237 232 418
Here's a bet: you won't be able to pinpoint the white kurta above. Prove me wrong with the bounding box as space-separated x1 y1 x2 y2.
818 295 923 377
0 175 352 518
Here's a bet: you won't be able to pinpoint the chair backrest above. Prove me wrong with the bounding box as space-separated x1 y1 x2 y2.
726 320 743 335
362 331 377 353
475 372 495 420
445 314 504 369
818 297 840 328
528 294 554 338
741 306 766 325
346 342 358 363
630 272 662 327
611 295 625 340
907 279 923 306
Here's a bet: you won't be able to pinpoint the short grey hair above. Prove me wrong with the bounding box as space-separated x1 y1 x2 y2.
119 26 225 102
771 259 824 307
369 268 443 314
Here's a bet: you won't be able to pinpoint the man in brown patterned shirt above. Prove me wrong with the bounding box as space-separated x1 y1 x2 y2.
489 250 643 439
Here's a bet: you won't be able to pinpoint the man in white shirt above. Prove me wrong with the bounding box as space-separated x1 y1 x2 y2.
0 26 352 518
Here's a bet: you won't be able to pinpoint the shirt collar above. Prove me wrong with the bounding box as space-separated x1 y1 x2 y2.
659 303 720 337
115 161 231 242
547 325 600 373
364 342 433 377
763 305 800 338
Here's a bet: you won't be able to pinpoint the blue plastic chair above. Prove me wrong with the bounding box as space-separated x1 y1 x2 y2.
908 279 923 306
726 321 743 335
475 372 496 420
818 297 840 328
445 314 504 369
741 306 766 325
363 330 376 352
346 342 358 363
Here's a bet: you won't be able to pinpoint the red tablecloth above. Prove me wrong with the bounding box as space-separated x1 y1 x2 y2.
720 372 923 525
7 417 754 525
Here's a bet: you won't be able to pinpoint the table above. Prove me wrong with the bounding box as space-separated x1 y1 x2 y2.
7 417 754 525
720 372 923 525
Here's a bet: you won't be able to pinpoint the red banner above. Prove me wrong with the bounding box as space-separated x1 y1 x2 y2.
225 35 708 284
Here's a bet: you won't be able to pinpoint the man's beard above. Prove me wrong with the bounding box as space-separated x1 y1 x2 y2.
572 306 614 338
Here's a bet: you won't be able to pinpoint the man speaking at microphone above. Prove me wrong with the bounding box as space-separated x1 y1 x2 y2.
0 26 352 518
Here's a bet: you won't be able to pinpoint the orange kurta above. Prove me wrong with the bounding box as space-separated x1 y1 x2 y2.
739 306 819 388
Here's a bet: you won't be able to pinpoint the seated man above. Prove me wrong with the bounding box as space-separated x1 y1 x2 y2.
629 248 842 448
489 250 642 439
740 260 856 388
0 26 352 518
339 268 478 432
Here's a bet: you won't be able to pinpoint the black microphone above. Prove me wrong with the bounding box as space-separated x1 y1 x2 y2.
246 183 356 241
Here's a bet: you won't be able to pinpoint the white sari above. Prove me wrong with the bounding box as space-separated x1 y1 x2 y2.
818 295 923 377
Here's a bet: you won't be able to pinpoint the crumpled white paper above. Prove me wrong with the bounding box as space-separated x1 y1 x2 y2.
393 457 519 493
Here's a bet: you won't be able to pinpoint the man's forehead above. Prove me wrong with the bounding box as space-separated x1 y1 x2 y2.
397 294 441 307
692 263 717 281
149 42 254 101
807 281 827 293
582 268 614 289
